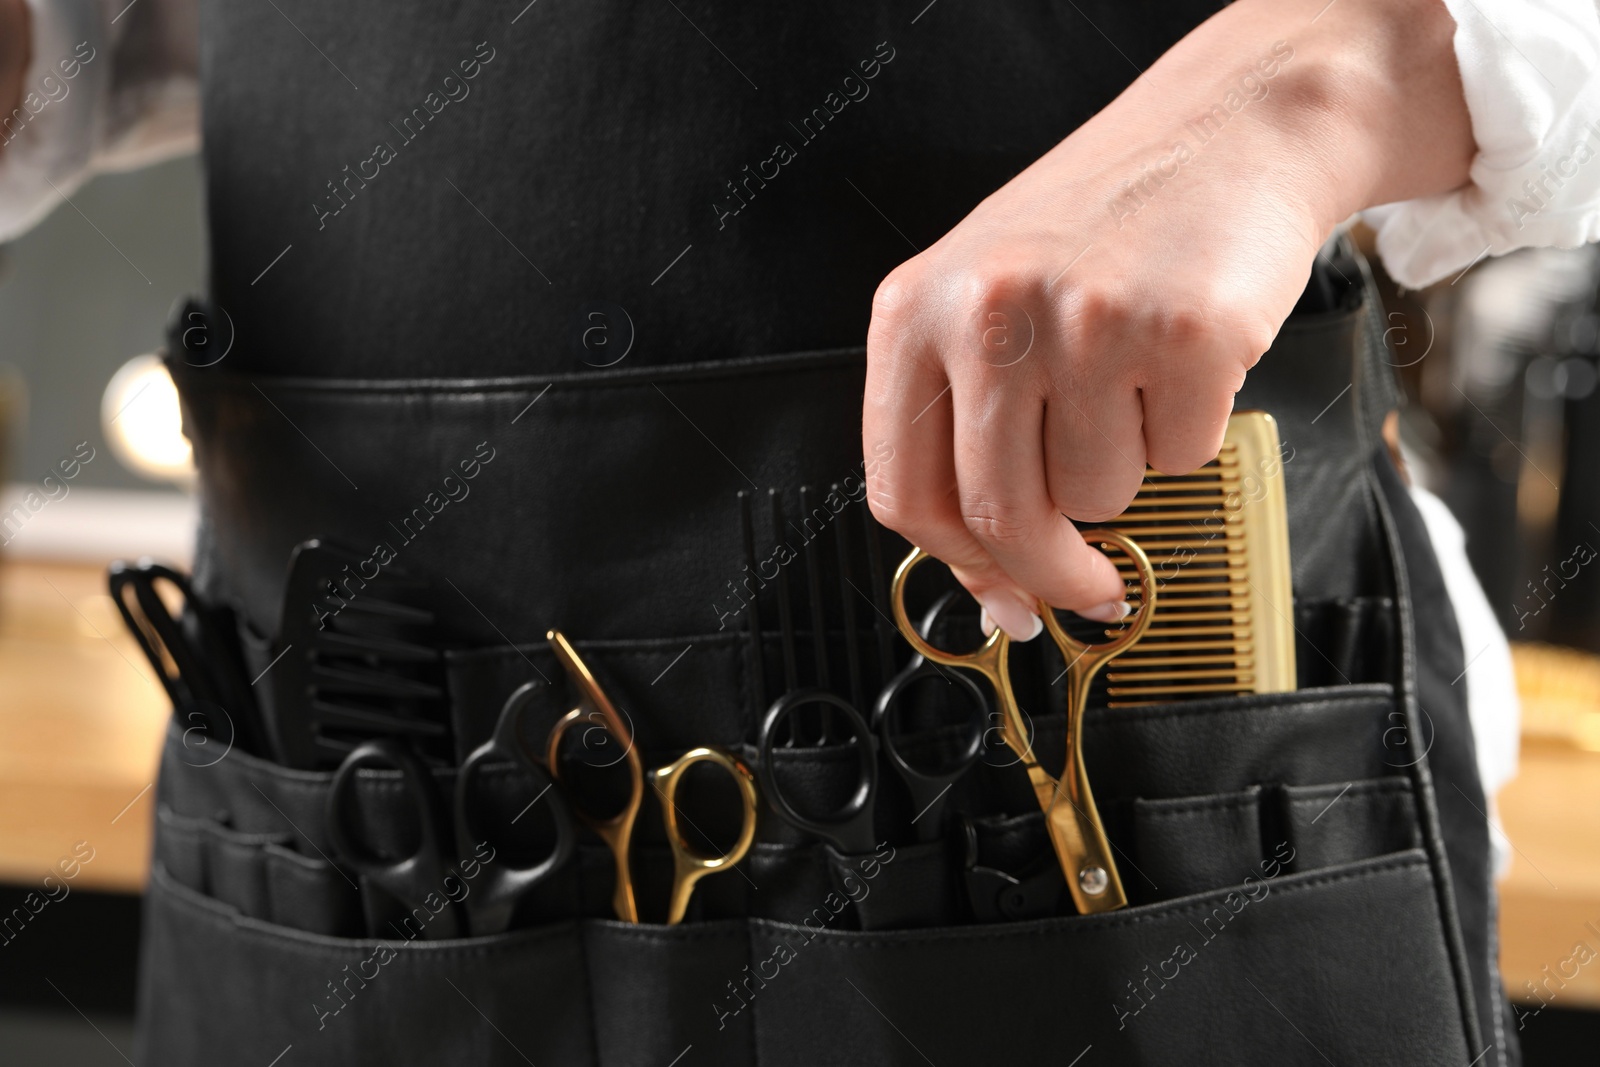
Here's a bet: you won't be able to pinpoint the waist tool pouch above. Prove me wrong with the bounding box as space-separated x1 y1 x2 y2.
136 249 1508 1066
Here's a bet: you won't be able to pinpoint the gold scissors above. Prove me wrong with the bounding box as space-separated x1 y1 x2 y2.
889 529 1157 915
544 630 759 925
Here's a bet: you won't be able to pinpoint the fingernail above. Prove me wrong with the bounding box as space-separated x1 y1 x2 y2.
979 592 1043 641
980 608 996 636
1080 600 1131 624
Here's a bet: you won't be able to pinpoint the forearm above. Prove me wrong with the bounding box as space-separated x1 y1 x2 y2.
865 0 1480 626
1065 0 1475 240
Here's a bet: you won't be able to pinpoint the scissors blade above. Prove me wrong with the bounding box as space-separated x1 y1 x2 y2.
546 631 644 923
1026 765 1127 914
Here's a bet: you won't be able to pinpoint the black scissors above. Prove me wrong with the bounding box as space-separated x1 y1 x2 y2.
108 558 263 754
757 594 990 852
871 593 989 842
757 686 880 855
325 681 575 938
752 488 880 854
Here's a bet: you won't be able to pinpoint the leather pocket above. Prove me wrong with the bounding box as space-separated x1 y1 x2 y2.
584 920 752 1067
1284 778 1420 872
262 842 366 936
135 864 596 1067
1293 596 1397 688
743 842 834 924
1131 786 1263 901
747 851 1469 1067
155 805 363 935
826 840 955 931
155 807 209 893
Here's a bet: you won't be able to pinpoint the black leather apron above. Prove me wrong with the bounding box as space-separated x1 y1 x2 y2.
135 2 1515 1064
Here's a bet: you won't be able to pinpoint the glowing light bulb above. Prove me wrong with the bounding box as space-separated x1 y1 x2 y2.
101 355 193 484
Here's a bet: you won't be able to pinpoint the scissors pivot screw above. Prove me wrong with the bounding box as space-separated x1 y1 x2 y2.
1078 865 1109 896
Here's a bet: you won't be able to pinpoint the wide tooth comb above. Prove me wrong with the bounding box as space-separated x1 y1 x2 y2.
313 630 440 664
304 696 448 737
267 539 449 768
308 660 444 700
1094 411 1295 706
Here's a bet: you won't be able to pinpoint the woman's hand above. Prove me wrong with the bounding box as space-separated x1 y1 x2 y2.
863 0 1473 639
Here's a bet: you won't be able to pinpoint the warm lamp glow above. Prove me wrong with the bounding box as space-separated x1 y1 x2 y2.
101 355 193 483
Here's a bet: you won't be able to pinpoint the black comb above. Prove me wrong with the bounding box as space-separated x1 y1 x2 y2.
265 540 449 769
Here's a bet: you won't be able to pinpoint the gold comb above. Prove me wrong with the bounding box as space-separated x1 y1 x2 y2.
1098 410 1295 705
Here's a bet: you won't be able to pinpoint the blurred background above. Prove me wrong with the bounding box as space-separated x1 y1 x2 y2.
0 158 1599 1062
0 154 201 1065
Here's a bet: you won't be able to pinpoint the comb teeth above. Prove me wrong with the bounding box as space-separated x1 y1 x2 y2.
1090 413 1295 707
270 540 449 768
312 591 433 624
308 659 445 701
313 628 439 663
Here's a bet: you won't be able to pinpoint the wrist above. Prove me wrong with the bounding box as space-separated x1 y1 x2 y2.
1273 0 1472 222
1097 0 1474 238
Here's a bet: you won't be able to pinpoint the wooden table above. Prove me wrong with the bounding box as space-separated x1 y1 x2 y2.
1496 741 1600 1010
0 560 168 892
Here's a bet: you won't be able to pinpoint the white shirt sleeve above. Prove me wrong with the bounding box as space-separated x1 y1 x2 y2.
1406 484 1521 875
1366 0 1600 289
0 0 198 243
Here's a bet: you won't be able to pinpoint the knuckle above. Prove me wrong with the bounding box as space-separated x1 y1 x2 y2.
959 262 1035 311
960 496 1036 548
1237 313 1278 362
871 267 920 324
867 485 944 552
1067 284 1135 335
866 485 909 532
1191 291 1278 363
1162 305 1216 348
965 272 1046 371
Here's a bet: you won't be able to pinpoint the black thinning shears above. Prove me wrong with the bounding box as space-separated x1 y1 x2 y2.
871 593 990 842
756 593 989 852
325 681 575 938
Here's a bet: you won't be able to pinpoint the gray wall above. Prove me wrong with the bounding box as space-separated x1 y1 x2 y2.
0 154 206 491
